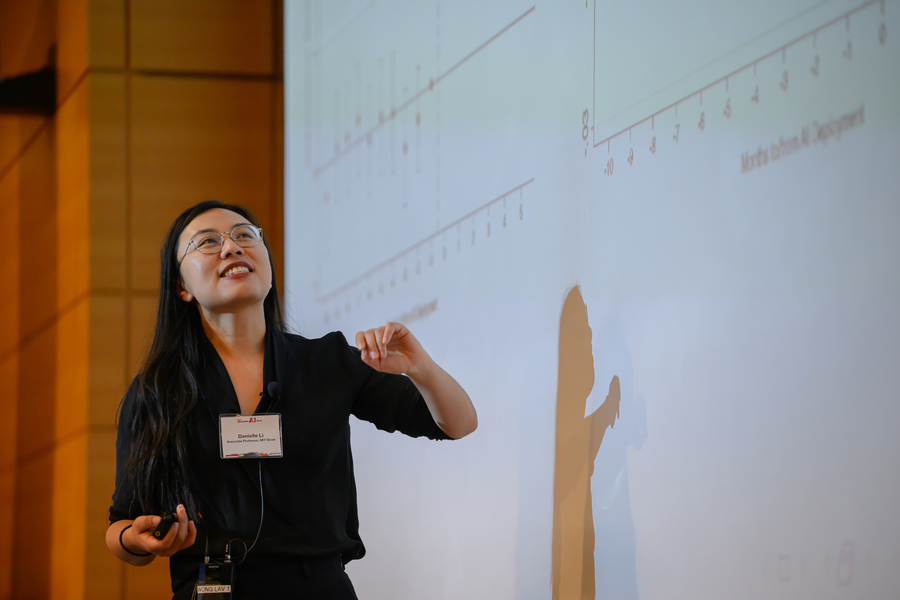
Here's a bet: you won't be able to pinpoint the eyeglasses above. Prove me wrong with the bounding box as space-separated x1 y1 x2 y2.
180 224 263 262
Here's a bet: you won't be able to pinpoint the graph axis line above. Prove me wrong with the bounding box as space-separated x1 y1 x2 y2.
592 0 880 149
316 178 535 303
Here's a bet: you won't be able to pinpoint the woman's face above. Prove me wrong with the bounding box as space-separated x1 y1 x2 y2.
175 208 273 313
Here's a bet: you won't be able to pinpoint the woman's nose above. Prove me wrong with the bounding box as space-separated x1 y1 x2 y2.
220 236 243 257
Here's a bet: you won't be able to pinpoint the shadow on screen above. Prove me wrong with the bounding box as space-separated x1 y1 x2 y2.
552 286 646 600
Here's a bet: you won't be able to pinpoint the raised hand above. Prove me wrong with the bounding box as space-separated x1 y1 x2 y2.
355 322 427 376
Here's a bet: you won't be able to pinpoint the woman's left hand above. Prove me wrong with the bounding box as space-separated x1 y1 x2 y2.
356 322 478 438
355 322 427 376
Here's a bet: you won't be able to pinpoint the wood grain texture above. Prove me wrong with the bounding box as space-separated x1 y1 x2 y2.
0 0 55 74
89 295 127 429
16 124 57 341
0 116 45 179
57 0 126 104
0 470 13 600
89 73 128 291
85 431 123 600
12 452 54 600
130 75 273 292
89 0 126 69
125 556 172 600
54 299 89 443
0 358 18 472
0 162 21 360
49 435 88 600
56 0 90 102
130 0 274 74
56 77 92 310
128 295 156 378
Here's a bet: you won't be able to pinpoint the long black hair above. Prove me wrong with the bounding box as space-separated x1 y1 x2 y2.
125 200 284 518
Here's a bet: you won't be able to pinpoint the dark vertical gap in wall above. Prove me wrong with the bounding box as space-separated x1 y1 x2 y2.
12 121 57 600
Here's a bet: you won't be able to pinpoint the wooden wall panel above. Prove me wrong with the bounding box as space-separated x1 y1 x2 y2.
56 78 92 311
130 76 273 292
0 358 18 472
130 0 274 74
88 0 126 69
16 324 58 464
4 0 283 597
54 300 89 443
89 296 127 428
0 355 17 600
11 451 54 600
9 93 57 600
128 295 157 377
0 117 45 177
16 124 57 339
89 73 128 291
0 163 21 360
57 0 127 101
0 0 55 74
58 75 128 305
0 469 13 600
49 435 88 600
125 557 172 600
85 431 123 600
56 0 90 102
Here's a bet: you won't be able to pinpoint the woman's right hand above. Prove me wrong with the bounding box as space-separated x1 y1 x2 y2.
110 504 198 564
128 504 197 557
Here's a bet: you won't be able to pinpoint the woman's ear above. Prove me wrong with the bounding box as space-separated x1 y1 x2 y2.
177 279 194 303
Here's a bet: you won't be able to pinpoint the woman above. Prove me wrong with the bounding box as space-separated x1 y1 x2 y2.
105 200 477 599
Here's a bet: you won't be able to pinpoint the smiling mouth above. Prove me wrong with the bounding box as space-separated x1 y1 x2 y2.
222 266 251 277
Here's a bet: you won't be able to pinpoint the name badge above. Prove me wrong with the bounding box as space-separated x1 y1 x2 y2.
218 414 283 458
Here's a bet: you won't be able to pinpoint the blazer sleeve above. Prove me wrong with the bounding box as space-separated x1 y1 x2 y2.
336 333 453 441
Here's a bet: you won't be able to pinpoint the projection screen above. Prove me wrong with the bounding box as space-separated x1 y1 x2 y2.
284 1 900 598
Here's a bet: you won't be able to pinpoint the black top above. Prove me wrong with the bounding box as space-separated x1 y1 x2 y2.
109 329 451 598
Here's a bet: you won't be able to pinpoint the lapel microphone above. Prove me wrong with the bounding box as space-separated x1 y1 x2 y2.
266 381 281 399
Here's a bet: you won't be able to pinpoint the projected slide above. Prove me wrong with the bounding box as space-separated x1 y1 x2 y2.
284 1 900 598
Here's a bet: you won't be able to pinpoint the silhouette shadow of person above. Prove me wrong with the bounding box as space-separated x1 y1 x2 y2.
552 286 620 600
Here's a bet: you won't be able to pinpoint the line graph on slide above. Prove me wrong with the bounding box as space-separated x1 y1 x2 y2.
298 1 537 323
585 0 891 168
319 178 533 306
312 6 535 178
296 0 895 326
